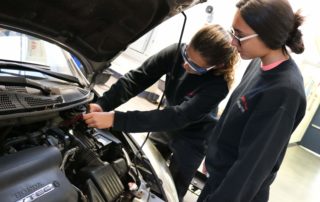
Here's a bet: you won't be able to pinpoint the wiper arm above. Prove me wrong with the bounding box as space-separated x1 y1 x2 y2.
0 76 51 95
0 61 82 86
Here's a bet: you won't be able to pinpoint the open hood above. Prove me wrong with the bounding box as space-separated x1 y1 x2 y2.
0 0 204 72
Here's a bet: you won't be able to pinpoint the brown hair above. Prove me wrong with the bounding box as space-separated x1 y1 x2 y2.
190 24 239 88
236 0 304 54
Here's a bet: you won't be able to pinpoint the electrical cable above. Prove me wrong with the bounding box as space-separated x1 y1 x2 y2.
138 11 187 152
128 11 188 200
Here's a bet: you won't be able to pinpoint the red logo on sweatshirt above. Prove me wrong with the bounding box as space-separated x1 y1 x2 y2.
237 95 248 112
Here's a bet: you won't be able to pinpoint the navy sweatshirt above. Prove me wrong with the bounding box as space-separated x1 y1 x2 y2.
96 43 229 139
203 57 306 201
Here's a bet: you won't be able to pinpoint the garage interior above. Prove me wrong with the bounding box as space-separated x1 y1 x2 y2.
95 0 320 201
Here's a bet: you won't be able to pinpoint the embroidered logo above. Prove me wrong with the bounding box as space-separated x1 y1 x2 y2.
236 95 248 112
187 91 195 97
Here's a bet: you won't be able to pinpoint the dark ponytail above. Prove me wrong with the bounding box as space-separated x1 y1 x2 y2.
285 10 305 54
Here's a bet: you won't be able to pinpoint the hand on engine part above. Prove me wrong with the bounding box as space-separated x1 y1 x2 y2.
89 103 103 112
83 111 115 129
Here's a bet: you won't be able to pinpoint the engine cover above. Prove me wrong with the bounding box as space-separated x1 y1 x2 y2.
0 146 78 202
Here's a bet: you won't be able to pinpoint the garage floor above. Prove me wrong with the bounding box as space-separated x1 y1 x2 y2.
185 145 320 202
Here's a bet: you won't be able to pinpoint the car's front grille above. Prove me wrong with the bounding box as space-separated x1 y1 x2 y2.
25 96 60 107
0 94 17 110
0 92 62 114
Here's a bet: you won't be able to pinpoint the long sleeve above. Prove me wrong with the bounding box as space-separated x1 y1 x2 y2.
113 80 228 132
96 44 177 111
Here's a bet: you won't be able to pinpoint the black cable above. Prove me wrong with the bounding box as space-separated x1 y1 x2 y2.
128 11 188 201
138 11 187 152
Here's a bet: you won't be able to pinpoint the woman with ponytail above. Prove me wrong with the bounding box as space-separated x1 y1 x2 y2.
83 24 239 201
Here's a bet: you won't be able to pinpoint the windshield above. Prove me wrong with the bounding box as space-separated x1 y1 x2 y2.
0 28 77 76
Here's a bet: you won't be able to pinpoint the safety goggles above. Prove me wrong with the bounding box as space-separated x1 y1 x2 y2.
181 44 216 74
229 28 258 46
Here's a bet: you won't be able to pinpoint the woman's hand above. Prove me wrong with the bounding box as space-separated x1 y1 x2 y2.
83 111 115 129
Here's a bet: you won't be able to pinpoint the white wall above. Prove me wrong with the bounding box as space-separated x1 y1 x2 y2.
143 0 236 57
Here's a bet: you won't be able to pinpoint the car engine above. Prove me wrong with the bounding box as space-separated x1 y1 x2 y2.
0 103 165 202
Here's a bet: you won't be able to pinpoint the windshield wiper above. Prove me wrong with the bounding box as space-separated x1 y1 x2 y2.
0 61 83 86
0 76 51 95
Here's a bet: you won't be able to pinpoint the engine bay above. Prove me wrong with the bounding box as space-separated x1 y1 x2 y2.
0 104 166 202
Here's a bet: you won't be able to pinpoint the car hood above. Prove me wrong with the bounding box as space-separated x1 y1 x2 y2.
0 0 203 73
